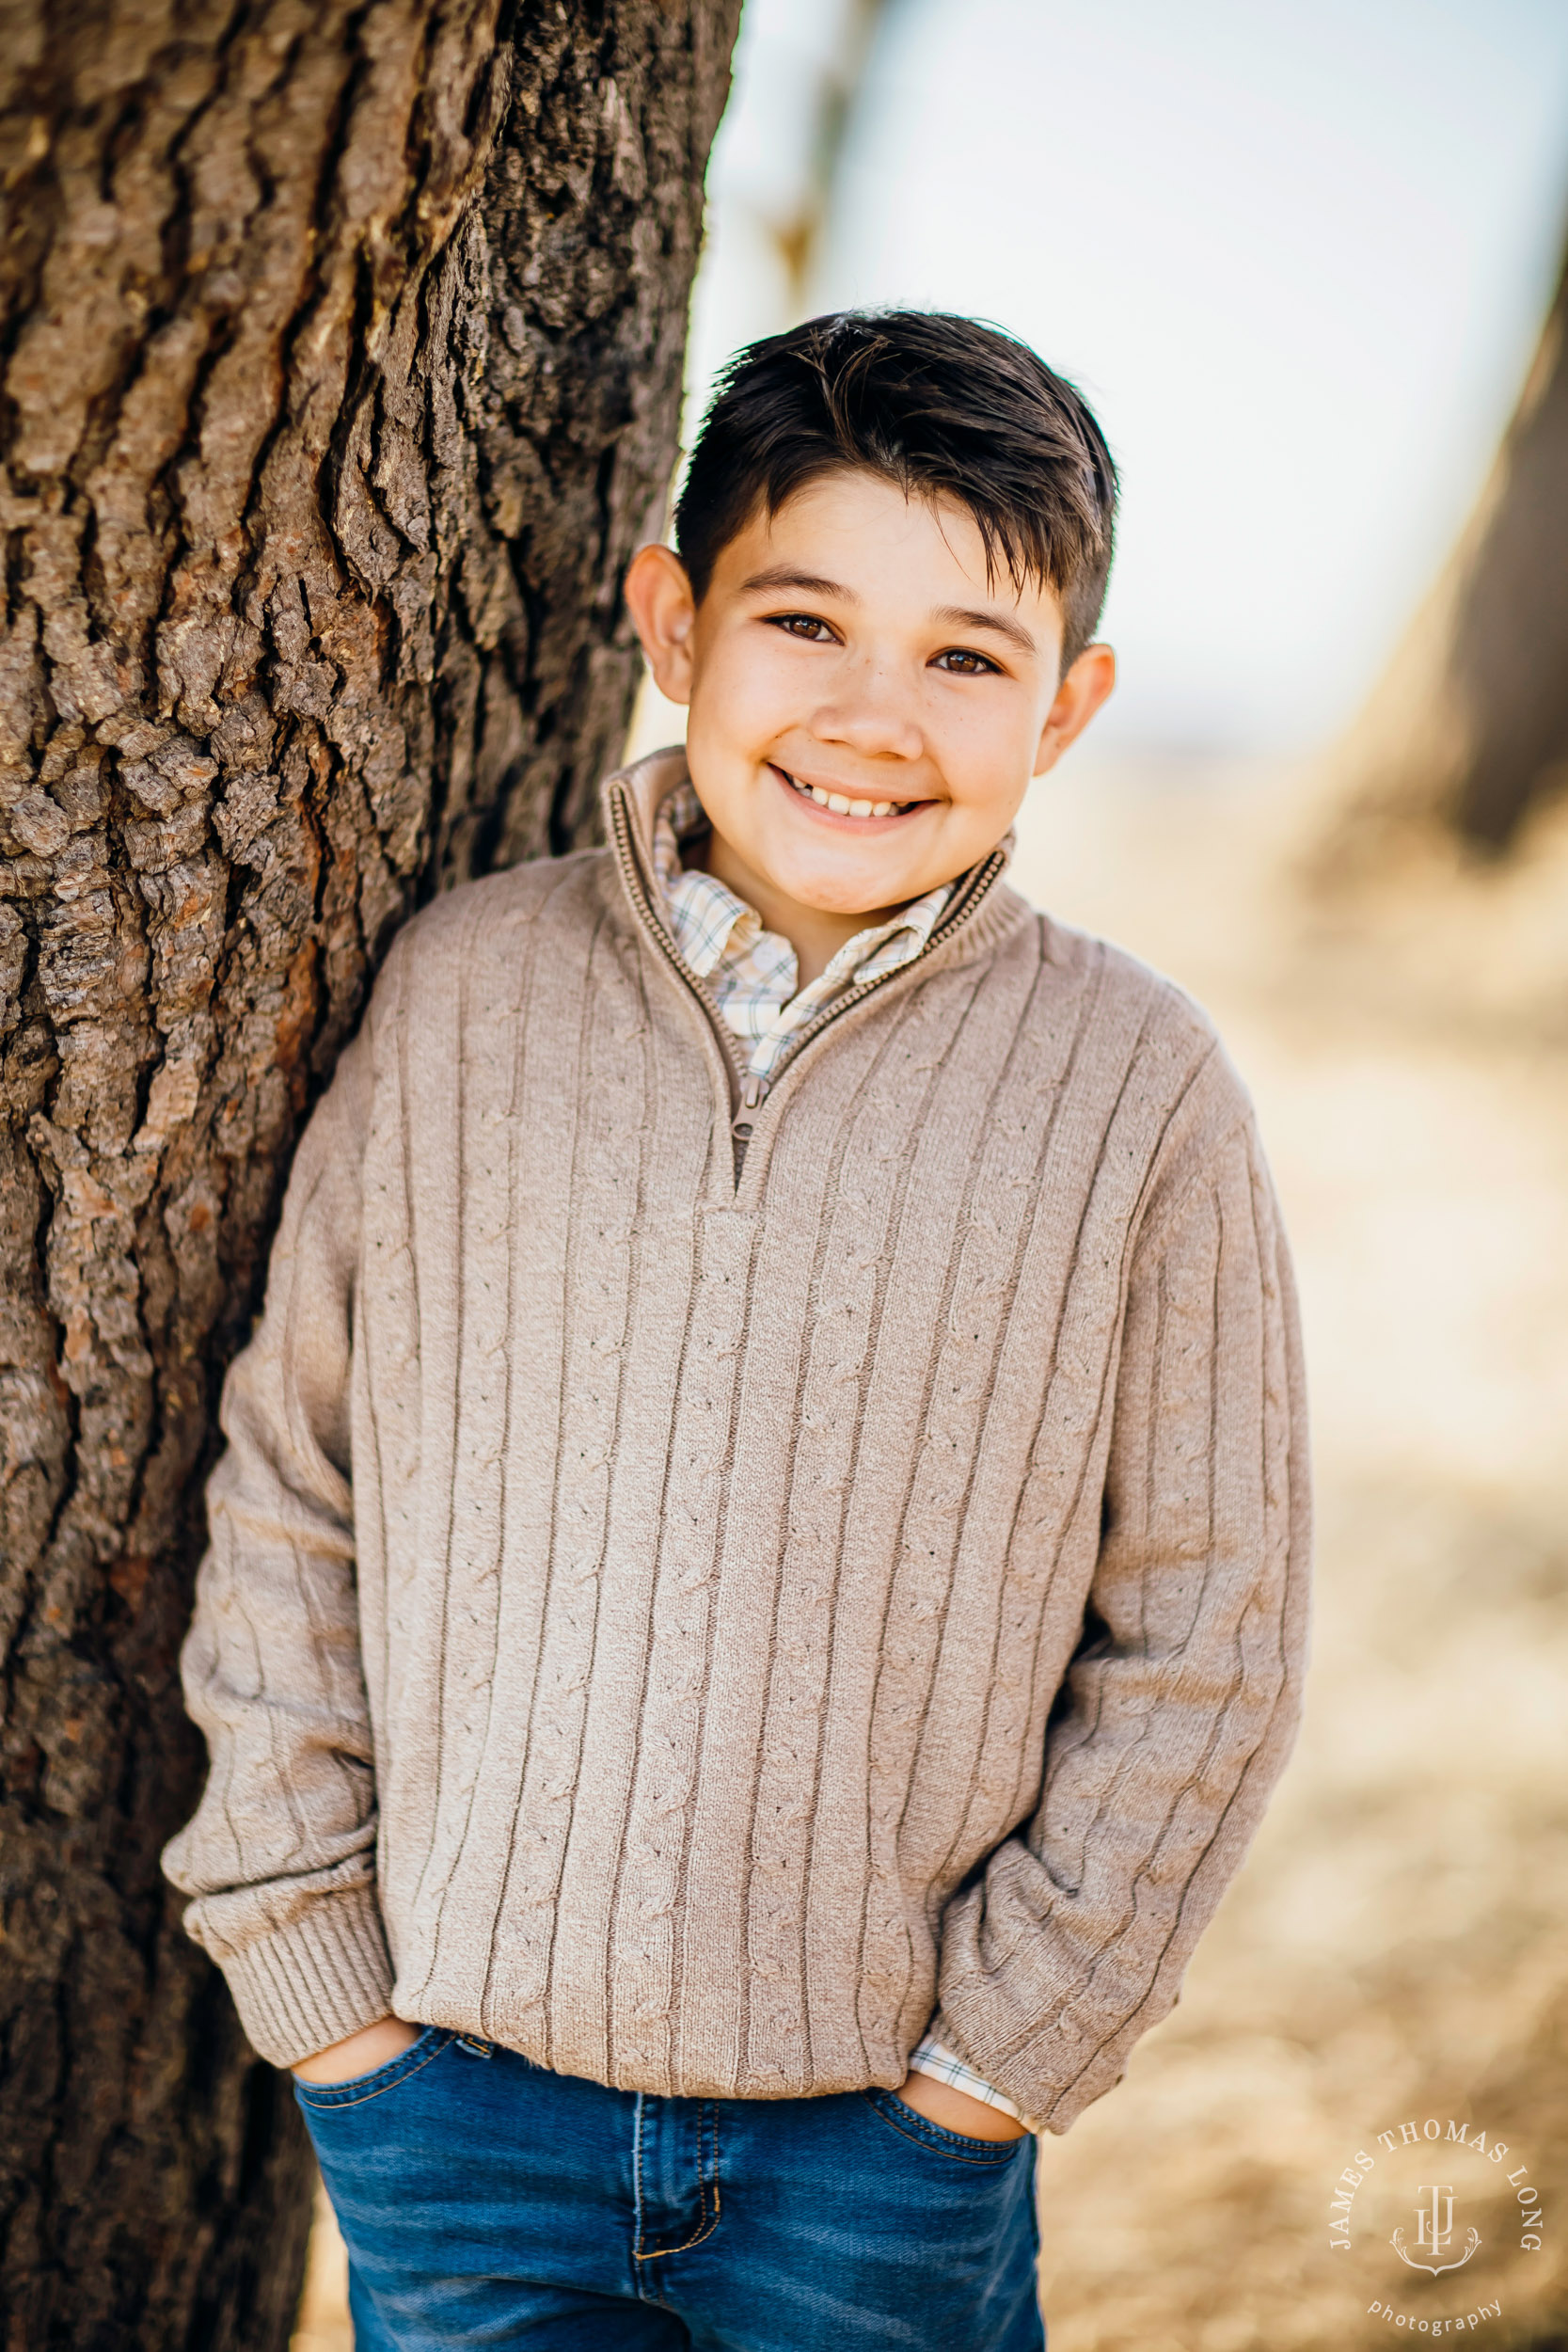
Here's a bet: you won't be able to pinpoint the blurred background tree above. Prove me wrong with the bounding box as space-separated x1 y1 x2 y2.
0 3 739 2344
1327 224 1568 864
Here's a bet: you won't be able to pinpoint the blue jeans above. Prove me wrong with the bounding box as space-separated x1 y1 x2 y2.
295 2026 1044 2349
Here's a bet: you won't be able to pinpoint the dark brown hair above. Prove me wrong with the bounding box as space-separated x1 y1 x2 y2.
673 309 1117 669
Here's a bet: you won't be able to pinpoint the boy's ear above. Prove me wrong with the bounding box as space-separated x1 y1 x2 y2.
1032 643 1117 777
624 543 698 707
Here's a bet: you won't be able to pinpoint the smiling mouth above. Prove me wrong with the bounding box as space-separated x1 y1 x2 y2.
771 764 927 821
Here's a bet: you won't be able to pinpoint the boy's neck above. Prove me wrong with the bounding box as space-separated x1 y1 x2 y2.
692 822 917 990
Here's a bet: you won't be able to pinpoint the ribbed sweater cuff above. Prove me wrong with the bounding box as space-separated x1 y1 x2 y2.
216 1884 397 2069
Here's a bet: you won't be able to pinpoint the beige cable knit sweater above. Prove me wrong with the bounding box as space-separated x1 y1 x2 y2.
163 749 1310 2131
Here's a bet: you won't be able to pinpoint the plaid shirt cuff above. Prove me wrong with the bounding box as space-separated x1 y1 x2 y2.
907 2034 1035 2131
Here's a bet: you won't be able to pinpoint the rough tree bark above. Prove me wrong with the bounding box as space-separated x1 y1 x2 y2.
1323 229 1568 870
0 1 740 2343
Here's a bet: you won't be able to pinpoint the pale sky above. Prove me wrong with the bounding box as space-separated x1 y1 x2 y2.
686 0 1568 752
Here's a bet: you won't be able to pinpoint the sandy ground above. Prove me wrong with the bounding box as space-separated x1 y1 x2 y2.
293 751 1568 2351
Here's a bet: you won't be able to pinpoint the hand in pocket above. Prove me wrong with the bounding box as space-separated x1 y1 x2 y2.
292 2015 421 2086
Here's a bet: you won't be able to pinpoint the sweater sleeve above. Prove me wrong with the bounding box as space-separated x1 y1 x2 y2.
929 1111 1310 2134
161 1010 396 2068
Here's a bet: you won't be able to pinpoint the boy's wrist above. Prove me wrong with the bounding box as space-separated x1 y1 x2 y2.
290 2014 419 2085
897 2068 1030 2140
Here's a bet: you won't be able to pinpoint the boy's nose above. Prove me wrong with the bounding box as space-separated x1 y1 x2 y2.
803 696 926 762
809 672 925 764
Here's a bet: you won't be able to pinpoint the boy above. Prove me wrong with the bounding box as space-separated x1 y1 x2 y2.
165 310 1309 2350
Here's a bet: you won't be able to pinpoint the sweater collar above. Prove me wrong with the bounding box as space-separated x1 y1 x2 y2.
600 747 1022 976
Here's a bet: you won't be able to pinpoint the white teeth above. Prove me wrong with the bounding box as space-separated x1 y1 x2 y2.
785 769 901 819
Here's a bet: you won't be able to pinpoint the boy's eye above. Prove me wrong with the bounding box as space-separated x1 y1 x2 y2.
767 612 839 644
931 647 1000 675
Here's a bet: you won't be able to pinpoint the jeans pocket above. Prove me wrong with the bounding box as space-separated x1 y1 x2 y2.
293 2025 452 2113
860 2087 1029 2167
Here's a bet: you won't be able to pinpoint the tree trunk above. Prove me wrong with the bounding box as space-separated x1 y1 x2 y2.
1323 231 1568 870
0 2 739 2342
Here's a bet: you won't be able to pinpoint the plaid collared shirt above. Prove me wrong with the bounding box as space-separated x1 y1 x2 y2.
651 783 957 1085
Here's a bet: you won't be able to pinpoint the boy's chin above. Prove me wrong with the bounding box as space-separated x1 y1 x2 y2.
777 862 923 918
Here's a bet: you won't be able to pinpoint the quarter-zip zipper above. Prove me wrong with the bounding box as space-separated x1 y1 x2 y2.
607 785 1010 1184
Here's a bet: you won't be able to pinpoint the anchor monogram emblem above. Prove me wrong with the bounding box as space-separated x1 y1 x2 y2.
1391 2185 1481 2277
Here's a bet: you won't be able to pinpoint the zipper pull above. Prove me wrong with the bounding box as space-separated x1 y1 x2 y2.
732 1071 768 1137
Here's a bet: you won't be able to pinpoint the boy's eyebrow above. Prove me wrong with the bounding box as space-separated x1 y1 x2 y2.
932 603 1037 655
738 565 860 601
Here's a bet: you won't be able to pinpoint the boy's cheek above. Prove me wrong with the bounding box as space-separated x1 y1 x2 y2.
691 690 796 772
680 716 758 820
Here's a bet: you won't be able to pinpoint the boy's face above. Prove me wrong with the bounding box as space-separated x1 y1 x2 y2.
625 469 1115 924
